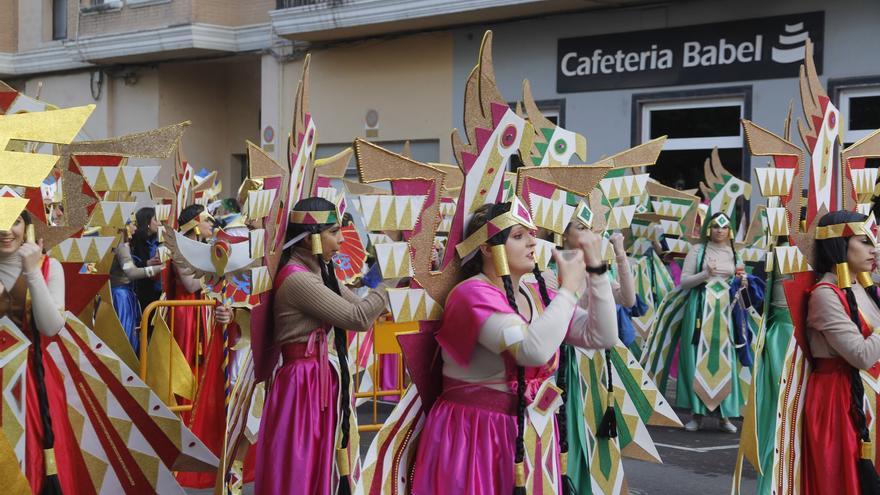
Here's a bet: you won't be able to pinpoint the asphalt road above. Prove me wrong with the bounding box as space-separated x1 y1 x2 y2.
189 405 758 495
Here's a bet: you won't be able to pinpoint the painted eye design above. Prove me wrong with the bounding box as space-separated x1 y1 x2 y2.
828 111 837 130
501 124 518 148
554 139 568 155
729 183 739 193
307 128 315 145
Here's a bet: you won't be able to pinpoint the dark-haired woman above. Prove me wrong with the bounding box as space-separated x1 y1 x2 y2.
803 210 880 495
411 203 617 494
109 221 165 354
663 212 762 433
255 197 389 494
0 213 83 492
130 207 163 315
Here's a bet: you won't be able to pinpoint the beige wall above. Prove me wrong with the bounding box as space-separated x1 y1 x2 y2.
192 0 273 26
264 31 454 166
78 0 193 38
158 57 260 195
0 0 18 52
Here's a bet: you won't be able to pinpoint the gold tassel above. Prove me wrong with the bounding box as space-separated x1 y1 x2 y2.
310 233 323 256
515 461 526 487
862 441 875 460
44 448 57 476
194 226 201 238
490 244 510 277
335 448 350 477
858 271 875 288
560 452 568 475
836 263 853 289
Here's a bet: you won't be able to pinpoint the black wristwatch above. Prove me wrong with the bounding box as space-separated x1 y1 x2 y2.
586 263 608 275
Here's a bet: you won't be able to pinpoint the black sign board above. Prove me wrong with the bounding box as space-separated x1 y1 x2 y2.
557 11 824 92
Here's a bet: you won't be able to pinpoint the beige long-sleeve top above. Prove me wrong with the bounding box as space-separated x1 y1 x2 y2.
273 248 389 345
442 272 618 392
110 242 163 287
0 254 65 336
807 272 880 370
537 254 635 307
679 242 736 290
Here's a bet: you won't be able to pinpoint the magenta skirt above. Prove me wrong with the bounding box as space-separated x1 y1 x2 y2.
411 381 522 494
254 352 339 494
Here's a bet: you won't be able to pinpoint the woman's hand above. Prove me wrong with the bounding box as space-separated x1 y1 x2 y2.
576 229 604 269
610 232 626 259
553 248 586 294
19 239 43 274
215 304 234 325
147 255 162 266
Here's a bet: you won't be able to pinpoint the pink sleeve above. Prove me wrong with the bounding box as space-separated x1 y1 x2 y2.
435 279 516 366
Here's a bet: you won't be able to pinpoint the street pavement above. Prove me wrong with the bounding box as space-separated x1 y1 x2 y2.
189 405 758 495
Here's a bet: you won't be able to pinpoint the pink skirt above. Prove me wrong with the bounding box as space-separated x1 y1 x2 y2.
254 350 339 494
412 380 554 494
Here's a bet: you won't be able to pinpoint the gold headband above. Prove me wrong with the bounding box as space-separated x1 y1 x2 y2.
290 209 338 225
816 220 877 246
179 210 213 235
455 198 536 260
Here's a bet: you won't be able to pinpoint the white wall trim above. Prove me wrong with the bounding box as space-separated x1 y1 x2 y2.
0 22 272 77
269 0 549 36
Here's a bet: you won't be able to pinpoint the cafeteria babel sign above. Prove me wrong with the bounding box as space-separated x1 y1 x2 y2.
557 11 824 92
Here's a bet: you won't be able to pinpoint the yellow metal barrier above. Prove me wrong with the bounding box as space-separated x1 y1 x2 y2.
353 317 418 432
138 299 217 413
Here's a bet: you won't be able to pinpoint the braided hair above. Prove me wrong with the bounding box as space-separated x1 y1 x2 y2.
815 210 880 492
285 197 354 494
19 211 63 494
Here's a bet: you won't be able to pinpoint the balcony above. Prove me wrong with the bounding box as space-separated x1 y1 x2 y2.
269 0 666 42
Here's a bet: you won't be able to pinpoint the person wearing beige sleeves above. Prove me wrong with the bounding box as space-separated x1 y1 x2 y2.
802 210 880 495
255 197 389 495
109 237 165 354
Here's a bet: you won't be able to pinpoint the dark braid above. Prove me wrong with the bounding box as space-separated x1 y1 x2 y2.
843 288 872 443
501 276 527 495
533 267 577 493
318 255 354 495
29 322 63 494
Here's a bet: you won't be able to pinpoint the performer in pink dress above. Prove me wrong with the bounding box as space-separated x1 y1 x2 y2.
255 197 389 494
411 202 617 494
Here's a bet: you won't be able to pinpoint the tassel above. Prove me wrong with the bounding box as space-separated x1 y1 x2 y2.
41 449 62 495
336 448 351 494
597 350 617 439
596 400 618 439
513 461 526 495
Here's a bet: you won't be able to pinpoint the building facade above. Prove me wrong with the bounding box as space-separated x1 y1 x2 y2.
3 0 879 203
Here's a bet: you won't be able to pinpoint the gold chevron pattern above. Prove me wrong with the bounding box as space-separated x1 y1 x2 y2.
766 207 790 236
438 200 456 232
774 246 811 274
80 165 160 193
387 288 442 322
48 236 115 263
154 204 173 223
534 238 554 271
754 167 795 197
528 191 575 234
694 280 733 411
357 195 426 231
607 204 637 230
665 238 691 254
599 174 650 201
248 229 265 259
90 201 138 228
659 219 683 236
740 248 766 263
852 168 879 199
242 189 276 221
375 242 414 279
250 266 271 296
0 316 29 466
650 200 689 220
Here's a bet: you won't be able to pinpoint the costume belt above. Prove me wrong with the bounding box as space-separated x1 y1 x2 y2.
281 328 330 410
440 377 518 415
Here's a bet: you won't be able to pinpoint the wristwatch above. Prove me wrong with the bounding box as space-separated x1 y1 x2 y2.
586 263 608 275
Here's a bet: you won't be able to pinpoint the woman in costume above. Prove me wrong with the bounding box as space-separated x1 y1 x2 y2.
255 197 389 494
411 202 617 494
130 207 163 315
0 212 78 493
676 212 756 433
109 222 165 354
168 204 214 365
803 210 880 495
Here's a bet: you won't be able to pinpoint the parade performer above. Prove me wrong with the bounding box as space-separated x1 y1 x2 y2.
130 206 164 313
255 196 388 493
731 39 880 495
641 150 763 433
0 86 217 493
109 221 165 353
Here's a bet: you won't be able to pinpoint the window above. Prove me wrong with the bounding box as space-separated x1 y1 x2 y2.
634 87 751 193
52 0 67 40
838 85 880 168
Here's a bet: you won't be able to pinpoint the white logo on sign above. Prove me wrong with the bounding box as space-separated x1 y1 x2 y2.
771 22 809 63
